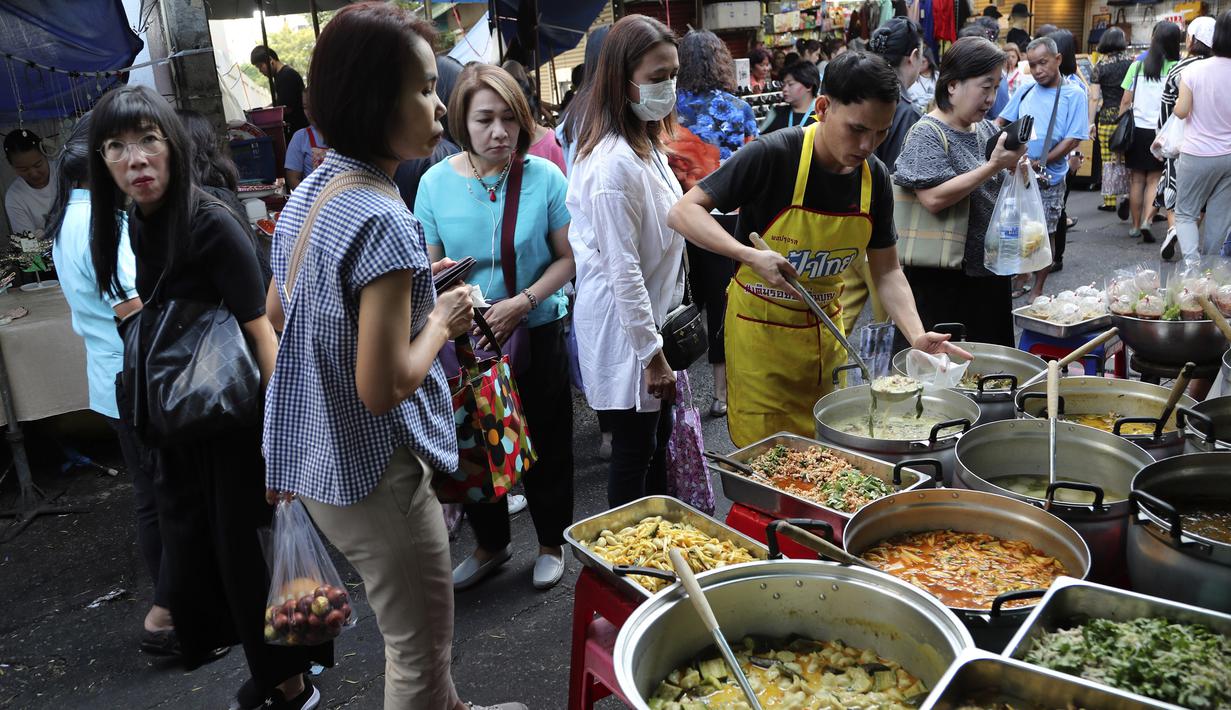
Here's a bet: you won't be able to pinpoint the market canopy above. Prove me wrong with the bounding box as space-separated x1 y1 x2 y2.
491 0 605 62
204 0 353 21
0 0 143 123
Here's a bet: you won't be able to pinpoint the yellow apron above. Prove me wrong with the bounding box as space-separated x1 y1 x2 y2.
725 123 874 447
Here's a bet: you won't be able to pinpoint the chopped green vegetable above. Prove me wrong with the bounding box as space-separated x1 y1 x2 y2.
1024 617 1231 709
698 657 727 683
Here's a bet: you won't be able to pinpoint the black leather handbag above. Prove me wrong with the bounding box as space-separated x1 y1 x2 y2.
659 251 708 371
1109 69 1139 153
118 278 261 446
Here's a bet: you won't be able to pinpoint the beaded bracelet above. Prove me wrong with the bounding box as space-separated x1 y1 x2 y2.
521 288 539 310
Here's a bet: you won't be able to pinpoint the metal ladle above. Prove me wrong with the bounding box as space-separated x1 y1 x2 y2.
667 547 764 710
1046 360 1060 486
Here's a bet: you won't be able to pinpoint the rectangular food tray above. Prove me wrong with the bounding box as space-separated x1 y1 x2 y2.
1012 306 1111 339
919 649 1167 709
1002 576 1231 710
563 495 768 600
707 432 937 541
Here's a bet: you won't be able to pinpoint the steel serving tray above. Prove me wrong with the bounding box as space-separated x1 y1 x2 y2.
1002 576 1231 709
1013 305 1112 339
563 495 769 599
707 432 938 541
920 648 1168 709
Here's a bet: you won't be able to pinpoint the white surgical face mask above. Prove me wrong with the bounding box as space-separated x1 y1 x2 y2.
629 78 676 121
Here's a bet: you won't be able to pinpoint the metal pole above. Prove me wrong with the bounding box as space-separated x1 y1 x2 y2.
259 3 276 105
491 0 505 62
424 0 433 23
530 0 542 108
309 0 321 37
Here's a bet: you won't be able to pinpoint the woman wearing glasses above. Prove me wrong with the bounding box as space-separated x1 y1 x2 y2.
88 85 330 710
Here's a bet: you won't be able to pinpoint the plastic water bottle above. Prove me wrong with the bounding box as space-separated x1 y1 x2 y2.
999 194 1021 274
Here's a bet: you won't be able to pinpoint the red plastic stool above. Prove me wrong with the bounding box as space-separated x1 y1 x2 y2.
568 567 640 709
725 504 825 559
1018 330 1127 379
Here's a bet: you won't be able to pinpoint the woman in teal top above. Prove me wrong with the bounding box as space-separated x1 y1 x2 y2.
47 115 176 656
415 64 576 592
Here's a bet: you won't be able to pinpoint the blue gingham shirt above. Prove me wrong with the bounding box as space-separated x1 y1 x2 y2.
263 152 457 505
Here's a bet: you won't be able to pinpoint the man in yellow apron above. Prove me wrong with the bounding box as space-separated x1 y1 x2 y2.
669 52 969 447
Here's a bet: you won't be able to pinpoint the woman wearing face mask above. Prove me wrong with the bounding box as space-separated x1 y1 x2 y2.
762 61 821 134
261 6 521 710
894 37 1029 346
414 64 575 592
566 14 686 508
88 84 328 710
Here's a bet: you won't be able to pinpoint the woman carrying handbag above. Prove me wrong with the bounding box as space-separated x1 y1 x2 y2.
415 64 576 592
88 85 330 710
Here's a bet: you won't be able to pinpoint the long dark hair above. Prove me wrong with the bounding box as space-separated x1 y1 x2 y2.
1048 29 1078 76
176 109 238 192
88 85 198 298
575 14 678 160
561 24 612 147
46 115 92 244
1143 21 1182 80
677 29 736 94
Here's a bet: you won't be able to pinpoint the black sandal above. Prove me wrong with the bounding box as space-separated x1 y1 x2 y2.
140 628 181 657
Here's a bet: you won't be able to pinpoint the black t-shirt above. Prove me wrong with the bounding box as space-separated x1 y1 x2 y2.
129 197 268 323
763 106 817 135
874 92 923 172
698 127 897 250
275 65 308 134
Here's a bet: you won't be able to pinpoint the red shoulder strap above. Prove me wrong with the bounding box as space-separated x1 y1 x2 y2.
500 157 524 297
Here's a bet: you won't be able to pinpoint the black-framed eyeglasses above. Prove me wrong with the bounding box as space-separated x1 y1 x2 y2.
99 134 167 163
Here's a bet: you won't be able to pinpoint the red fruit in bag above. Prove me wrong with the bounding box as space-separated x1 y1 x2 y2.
340 603 352 620
311 596 331 616
297 597 313 616
325 609 345 632
273 612 290 632
314 586 330 600
327 588 347 608
292 612 308 631
307 613 322 630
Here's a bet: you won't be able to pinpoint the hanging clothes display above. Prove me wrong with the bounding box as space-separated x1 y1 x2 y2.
955 0 971 35
932 0 957 42
919 0 939 59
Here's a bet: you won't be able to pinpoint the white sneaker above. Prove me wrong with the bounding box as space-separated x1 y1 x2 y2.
532 553 565 590
1161 227 1179 262
452 545 512 591
465 703 528 710
507 493 527 516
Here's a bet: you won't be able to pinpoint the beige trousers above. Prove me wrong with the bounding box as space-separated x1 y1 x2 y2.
301 448 461 710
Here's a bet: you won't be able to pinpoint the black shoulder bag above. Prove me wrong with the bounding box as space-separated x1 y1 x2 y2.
118 229 262 447
1110 66 1140 153
649 150 708 370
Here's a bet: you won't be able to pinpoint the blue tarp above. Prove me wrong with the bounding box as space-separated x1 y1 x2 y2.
0 0 143 123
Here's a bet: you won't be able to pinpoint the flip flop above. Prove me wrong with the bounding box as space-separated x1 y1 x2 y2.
1010 285 1032 299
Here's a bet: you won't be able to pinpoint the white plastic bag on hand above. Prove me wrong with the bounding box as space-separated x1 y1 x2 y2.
984 167 1052 276
905 349 970 391
1152 114 1185 160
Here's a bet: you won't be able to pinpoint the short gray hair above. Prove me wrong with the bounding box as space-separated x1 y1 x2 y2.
1026 36 1058 55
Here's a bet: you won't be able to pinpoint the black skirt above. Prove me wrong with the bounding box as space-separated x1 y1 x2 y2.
154 428 333 691
899 266 1016 348
1125 127 1164 172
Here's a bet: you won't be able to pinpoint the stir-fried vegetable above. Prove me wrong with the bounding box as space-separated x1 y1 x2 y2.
1024 617 1231 709
747 445 894 513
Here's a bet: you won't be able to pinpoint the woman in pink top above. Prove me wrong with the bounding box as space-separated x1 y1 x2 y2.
1173 10 1231 258
502 59 570 175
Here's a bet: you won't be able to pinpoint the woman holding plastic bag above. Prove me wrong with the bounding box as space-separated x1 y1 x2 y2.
894 37 1029 347
261 6 525 710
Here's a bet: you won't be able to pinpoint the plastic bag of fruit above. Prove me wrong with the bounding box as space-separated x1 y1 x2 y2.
262 499 354 646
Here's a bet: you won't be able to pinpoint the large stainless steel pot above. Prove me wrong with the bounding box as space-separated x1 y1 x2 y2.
1178 394 1231 453
1014 376 1191 460
892 341 1045 423
841 488 1091 651
1128 452 1231 612
954 419 1152 587
1110 313 1227 366
613 558 974 710
1222 348 1231 392
813 384 980 487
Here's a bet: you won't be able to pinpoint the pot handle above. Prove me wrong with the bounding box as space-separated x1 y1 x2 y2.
989 588 1046 618
1113 416 1164 441
766 518 835 560
933 322 967 341
613 564 678 582
893 458 943 488
1176 405 1217 445
1045 481 1106 510
832 362 863 386
976 373 1018 395
1129 489 1183 541
1018 391 1066 416
928 418 971 446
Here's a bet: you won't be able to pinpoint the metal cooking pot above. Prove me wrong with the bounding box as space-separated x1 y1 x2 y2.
1178 395 1231 453
1222 348 1231 392
1128 452 1231 612
1110 314 1227 366
953 419 1152 587
613 558 974 710
842 488 1091 651
891 326 1045 423
814 380 980 487
1015 376 1193 460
